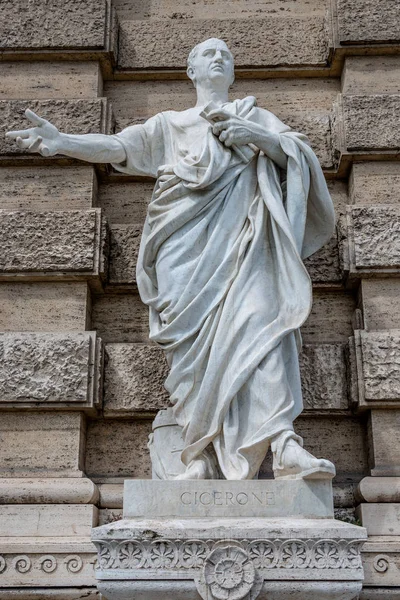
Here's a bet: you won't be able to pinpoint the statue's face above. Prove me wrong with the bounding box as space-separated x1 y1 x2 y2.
188 40 234 89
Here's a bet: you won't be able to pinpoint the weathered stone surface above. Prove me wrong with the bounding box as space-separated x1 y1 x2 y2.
99 181 151 224
0 283 89 332
98 484 124 509
0 478 98 505
357 503 400 535
348 206 400 272
109 225 141 286
343 57 400 96
0 332 102 409
114 0 327 21
342 95 400 152
0 63 102 100
0 413 85 477
118 16 329 70
337 0 400 45
0 0 109 49
1 99 111 156
304 234 342 284
300 343 348 410
0 505 97 537
358 477 400 503
349 162 400 206
361 280 400 331
301 291 356 343
0 210 106 278
85 419 152 479
91 293 149 343
357 330 400 402
0 591 100 599
0 166 97 211
369 409 400 476
104 344 170 416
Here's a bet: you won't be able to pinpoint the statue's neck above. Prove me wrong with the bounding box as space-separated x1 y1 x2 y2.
195 85 229 108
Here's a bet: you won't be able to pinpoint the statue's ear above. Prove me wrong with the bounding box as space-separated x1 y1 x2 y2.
187 66 195 84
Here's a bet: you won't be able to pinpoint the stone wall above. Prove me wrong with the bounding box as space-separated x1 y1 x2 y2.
0 1 399 597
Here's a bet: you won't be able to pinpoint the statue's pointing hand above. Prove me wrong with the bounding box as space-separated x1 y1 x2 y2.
6 109 61 157
208 108 261 148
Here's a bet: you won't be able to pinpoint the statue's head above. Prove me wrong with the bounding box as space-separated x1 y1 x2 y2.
187 38 235 90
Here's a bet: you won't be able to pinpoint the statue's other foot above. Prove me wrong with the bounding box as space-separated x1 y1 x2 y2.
272 434 335 481
173 458 211 480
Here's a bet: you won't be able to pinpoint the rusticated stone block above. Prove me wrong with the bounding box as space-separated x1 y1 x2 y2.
0 0 109 50
0 412 85 477
109 224 141 286
337 0 400 45
342 95 400 152
369 410 400 476
104 344 170 416
342 57 400 96
361 279 400 331
349 162 400 205
300 343 348 410
85 419 152 479
0 210 107 281
303 234 342 284
354 331 400 406
1 99 111 156
0 332 102 410
347 205 400 274
118 16 329 70
0 166 97 211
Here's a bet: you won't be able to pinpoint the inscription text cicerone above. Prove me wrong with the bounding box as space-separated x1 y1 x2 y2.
180 490 275 507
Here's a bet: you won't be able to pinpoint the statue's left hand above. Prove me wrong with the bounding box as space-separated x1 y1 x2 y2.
208 109 260 148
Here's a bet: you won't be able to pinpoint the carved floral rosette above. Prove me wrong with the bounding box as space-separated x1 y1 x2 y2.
93 537 364 600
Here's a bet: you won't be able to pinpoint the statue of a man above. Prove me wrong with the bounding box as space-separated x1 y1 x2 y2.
6 38 336 482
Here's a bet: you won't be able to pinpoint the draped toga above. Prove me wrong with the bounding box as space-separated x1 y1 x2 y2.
111 96 335 480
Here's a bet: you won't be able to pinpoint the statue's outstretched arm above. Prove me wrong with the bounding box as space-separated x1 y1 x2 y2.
6 109 126 164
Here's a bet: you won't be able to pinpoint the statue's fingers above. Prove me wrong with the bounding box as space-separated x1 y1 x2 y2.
6 128 34 140
25 109 47 126
28 136 43 152
208 108 231 121
213 121 228 135
16 136 32 149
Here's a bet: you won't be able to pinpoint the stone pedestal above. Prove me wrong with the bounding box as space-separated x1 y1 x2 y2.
92 480 367 600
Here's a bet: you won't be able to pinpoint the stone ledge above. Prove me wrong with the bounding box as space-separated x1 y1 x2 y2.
118 16 329 71
0 210 108 284
346 205 400 276
0 332 103 411
0 478 99 505
1 99 112 158
0 590 99 600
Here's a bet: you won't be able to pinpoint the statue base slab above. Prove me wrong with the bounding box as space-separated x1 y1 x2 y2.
92 480 367 600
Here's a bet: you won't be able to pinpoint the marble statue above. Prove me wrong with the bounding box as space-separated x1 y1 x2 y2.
6 38 336 482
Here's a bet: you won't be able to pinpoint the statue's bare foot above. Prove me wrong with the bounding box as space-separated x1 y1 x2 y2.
273 438 335 480
174 458 210 480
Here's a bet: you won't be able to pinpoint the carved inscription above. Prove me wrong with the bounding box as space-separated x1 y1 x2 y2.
180 491 275 507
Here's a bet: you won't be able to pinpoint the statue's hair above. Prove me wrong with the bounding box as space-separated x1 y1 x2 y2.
187 38 233 72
